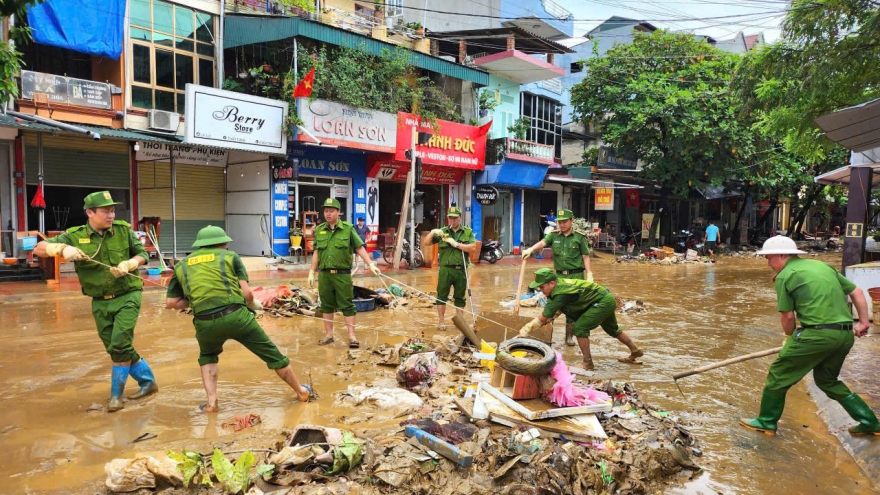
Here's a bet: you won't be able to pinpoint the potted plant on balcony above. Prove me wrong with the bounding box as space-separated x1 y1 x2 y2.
507 116 531 154
478 91 499 118
406 21 424 37
373 2 384 22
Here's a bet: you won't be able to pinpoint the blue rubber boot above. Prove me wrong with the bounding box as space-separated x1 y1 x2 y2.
128 359 159 400
108 365 130 412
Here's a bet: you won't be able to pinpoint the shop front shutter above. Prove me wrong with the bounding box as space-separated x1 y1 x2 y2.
24 133 130 188
138 162 225 254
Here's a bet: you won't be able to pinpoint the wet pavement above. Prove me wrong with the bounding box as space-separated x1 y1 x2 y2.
0 252 877 494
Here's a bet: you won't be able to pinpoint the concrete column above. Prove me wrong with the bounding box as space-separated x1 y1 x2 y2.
430 40 439 57
458 39 466 63
547 53 555 65
506 35 515 51
841 166 873 271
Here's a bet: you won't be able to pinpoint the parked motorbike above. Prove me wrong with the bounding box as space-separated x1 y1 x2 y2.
480 239 504 264
543 220 557 236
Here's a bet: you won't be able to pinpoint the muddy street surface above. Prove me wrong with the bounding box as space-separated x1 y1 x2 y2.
0 253 874 494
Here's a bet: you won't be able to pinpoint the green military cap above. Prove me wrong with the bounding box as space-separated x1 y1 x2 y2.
447 206 463 218
556 209 573 220
323 198 341 210
83 191 123 210
528 268 557 289
192 225 233 248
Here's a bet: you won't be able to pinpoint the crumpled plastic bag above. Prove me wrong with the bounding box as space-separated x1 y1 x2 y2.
396 351 438 390
326 430 364 475
269 445 324 468
335 385 423 418
686 249 699 261
500 292 547 308
544 351 610 407
105 456 182 492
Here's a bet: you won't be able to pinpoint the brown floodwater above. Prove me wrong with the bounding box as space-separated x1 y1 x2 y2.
0 253 874 494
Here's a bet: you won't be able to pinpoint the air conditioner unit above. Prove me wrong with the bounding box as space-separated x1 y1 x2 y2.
148 110 181 132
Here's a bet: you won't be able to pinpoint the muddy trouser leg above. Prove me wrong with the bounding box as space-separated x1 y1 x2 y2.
558 272 584 346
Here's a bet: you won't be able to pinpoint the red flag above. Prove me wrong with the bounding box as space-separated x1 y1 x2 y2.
476 120 492 136
625 188 640 208
292 68 315 98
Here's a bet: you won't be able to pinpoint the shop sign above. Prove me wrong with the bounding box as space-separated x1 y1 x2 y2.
136 141 229 166
597 146 638 171
296 98 397 153
474 185 499 206
367 157 465 185
395 112 488 170
594 181 614 211
21 70 112 110
641 213 654 239
184 84 287 155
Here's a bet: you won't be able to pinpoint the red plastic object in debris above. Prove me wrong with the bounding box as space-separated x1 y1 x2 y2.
252 285 292 308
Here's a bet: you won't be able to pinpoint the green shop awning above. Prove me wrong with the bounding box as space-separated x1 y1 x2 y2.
225 15 489 85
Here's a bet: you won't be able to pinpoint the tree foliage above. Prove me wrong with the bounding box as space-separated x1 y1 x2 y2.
570 31 754 196
0 0 43 107
733 0 880 159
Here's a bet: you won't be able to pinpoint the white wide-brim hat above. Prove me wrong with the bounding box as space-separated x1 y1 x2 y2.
756 235 807 255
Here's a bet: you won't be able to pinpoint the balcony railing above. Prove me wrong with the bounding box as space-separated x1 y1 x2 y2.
487 137 555 165
542 0 573 20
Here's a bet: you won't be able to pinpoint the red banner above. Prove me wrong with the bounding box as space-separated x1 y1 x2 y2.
367 155 465 185
625 188 640 208
395 112 488 170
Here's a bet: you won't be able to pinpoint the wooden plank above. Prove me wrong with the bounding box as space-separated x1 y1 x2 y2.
479 390 607 440
481 383 611 420
393 169 413 269
404 425 474 468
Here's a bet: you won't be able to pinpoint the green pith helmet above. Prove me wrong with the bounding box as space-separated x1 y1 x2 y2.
529 268 557 289
192 225 233 248
83 191 123 210
556 209 573 220
323 198 341 210
447 206 462 217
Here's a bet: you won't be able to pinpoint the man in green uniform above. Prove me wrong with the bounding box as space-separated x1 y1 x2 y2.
740 236 879 436
518 268 643 370
426 206 476 328
521 209 593 346
34 191 157 412
308 198 380 348
164 226 310 412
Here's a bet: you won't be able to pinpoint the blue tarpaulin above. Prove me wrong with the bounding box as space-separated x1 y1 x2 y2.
27 0 125 59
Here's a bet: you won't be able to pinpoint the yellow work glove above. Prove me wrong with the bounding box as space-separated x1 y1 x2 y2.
586 271 594 283
521 247 534 259
308 269 316 288
110 258 140 278
46 243 88 261
430 228 444 238
518 318 542 337
443 236 459 248
248 298 263 311
369 262 381 276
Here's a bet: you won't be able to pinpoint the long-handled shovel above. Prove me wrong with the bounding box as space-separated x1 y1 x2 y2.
672 346 783 396
513 257 528 317
462 251 477 327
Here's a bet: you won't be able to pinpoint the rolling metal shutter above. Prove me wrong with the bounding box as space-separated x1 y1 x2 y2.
24 132 130 188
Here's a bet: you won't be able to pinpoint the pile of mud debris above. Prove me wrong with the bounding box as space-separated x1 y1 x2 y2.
247 284 436 318
102 336 701 495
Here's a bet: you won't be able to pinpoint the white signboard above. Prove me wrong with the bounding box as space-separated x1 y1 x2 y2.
297 97 397 153
135 141 229 166
184 84 288 155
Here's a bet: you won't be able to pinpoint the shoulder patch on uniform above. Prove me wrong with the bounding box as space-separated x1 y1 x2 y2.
66 225 85 234
574 229 589 236
112 220 131 228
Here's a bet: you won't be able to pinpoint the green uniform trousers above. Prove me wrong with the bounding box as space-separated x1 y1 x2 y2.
572 292 622 339
763 328 854 401
435 266 467 308
557 271 584 323
318 271 356 316
91 290 142 363
193 306 289 369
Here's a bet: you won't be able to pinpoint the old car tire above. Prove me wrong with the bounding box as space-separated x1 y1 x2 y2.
495 338 556 376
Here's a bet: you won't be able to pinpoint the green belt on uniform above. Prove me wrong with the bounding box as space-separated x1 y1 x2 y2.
322 268 351 274
800 323 853 331
93 289 141 300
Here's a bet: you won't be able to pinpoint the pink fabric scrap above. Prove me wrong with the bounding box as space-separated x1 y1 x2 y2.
544 351 610 407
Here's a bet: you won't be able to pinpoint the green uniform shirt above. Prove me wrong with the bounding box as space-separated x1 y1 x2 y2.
166 248 249 315
315 221 364 269
48 220 147 298
774 256 857 326
433 225 475 267
542 277 608 321
542 229 591 272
